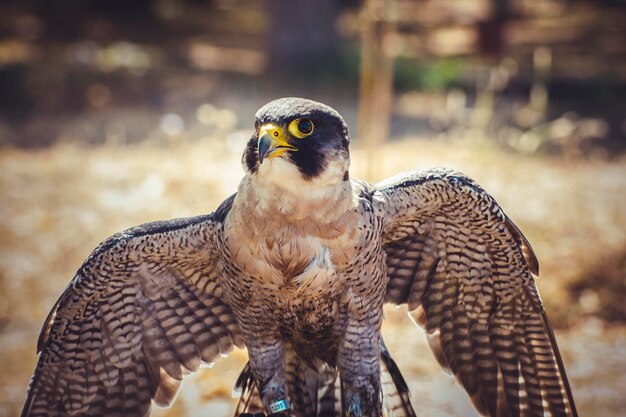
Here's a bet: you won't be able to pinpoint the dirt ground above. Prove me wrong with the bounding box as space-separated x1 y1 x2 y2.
0 138 624 417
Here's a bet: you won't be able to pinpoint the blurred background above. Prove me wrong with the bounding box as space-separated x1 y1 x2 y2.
0 0 625 416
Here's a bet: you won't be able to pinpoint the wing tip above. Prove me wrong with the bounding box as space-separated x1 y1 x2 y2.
540 310 579 417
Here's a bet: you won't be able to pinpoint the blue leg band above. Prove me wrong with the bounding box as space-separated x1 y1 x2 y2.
269 399 290 413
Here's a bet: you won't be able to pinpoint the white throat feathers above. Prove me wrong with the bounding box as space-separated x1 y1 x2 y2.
245 156 353 223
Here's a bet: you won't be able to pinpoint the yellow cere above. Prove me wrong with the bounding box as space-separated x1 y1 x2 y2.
259 123 298 158
288 118 314 139
260 123 284 139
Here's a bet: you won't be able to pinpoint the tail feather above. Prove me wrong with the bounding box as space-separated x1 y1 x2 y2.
233 343 416 417
233 363 264 416
317 367 341 417
381 344 417 417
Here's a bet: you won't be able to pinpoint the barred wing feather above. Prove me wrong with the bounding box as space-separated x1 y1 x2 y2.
375 168 577 417
22 199 243 417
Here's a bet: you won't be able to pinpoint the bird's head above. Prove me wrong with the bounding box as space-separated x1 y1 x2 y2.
243 98 350 188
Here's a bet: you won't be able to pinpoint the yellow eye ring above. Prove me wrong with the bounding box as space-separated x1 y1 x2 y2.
288 118 314 138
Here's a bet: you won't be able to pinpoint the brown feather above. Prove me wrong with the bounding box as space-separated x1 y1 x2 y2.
21 211 241 417
378 168 578 417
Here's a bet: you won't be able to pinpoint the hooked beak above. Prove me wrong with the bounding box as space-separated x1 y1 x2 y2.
257 124 298 164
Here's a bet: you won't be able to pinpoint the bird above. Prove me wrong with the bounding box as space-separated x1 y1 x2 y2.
21 97 578 417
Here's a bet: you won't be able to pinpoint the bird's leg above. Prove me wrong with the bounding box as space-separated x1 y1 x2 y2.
244 330 291 416
338 313 383 417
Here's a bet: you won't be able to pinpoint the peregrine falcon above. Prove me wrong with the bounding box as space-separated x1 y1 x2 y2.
21 98 578 417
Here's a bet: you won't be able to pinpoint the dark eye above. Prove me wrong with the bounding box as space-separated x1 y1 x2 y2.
298 119 313 135
288 118 314 138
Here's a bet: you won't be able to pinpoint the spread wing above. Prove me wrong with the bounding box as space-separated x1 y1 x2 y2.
374 168 577 417
21 195 243 417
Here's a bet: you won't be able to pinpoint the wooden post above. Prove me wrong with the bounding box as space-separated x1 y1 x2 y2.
531 46 552 117
358 0 395 180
